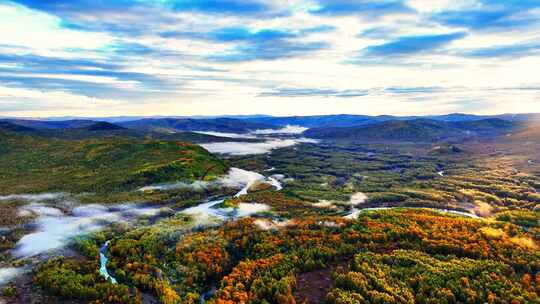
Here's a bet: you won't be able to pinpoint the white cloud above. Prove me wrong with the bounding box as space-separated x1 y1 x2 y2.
1 1 540 117
0 3 113 51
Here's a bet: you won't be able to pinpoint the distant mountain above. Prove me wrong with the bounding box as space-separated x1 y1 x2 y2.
241 115 384 128
304 119 452 142
241 113 502 128
0 121 35 133
119 118 277 133
78 122 126 131
0 119 96 129
0 119 262 143
453 118 516 131
304 118 519 142
425 113 488 122
4 114 273 123
1 113 537 134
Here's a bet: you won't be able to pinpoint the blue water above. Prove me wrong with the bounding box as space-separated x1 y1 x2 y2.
99 240 117 284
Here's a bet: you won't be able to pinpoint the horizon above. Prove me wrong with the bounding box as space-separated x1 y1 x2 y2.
2 112 540 121
1 1 540 116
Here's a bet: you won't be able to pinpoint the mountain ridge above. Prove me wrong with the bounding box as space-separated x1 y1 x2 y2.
303 118 520 142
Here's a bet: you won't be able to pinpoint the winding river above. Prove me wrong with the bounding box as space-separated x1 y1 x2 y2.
99 241 117 284
98 172 280 283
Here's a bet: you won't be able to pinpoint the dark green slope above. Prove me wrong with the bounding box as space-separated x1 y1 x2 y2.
0 132 228 195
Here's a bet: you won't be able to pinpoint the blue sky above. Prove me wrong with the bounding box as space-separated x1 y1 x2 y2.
0 0 539 117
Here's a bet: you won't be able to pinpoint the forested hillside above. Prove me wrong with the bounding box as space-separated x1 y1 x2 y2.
0 131 228 196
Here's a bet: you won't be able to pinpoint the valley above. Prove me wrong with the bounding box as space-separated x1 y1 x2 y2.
0 115 538 304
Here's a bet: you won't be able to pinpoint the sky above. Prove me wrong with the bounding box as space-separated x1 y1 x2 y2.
0 0 539 117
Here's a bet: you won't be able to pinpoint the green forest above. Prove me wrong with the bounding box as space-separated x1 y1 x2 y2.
0 128 539 304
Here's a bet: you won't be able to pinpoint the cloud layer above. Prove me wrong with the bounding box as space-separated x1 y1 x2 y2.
1 0 540 116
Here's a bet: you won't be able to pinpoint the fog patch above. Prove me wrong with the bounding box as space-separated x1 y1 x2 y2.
0 267 25 286
181 199 228 225
254 218 292 231
312 200 336 208
182 201 270 226
198 124 318 155
313 193 367 210
220 168 264 191
181 168 276 225
234 203 270 217
139 180 209 192
349 192 368 205
201 139 299 155
318 221 343 228
137 168 277 196
473 201 494 217
0 193 65 202
194 131 258 139
22 204 65 217
251 125 308 135
13 203 166 258
201 138 318 155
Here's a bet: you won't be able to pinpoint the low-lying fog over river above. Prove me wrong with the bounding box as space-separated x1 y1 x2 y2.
201 138 318 155
14 203 168 258
0 168 283 285
196 125 318 155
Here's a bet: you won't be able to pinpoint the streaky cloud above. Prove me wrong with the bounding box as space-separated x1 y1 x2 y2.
384 87 444 94
362 32 467 57
457 41 540 58
9 0 283 17
208 26 296 42
308 0 414 17
359 26 397 39
168 0 282 16
259 88 369 98
431 0 540 31
0 53 177 98
207 40 328 62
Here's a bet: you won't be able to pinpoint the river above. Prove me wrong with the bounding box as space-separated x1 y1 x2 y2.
98 171 281 284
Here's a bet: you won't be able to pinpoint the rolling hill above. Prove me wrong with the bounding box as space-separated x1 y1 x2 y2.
78 121 127 131
242 113 539 128
304 118 519 142
0 132 228 195
119 117 277 133
0 121 36 133
0 119 97 129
